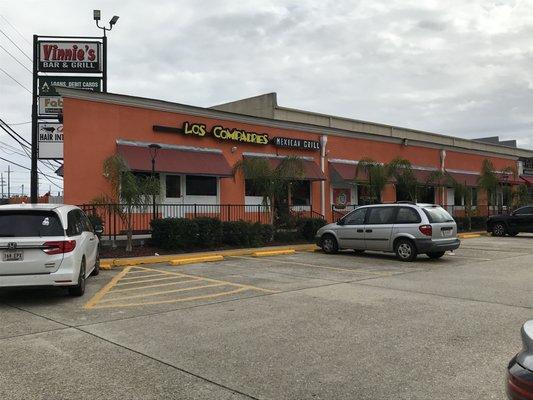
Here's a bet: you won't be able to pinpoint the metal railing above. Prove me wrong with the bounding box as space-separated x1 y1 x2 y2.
79 203 324 240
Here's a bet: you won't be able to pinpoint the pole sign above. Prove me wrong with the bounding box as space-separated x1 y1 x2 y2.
38 76 101 96
38 41 101 72
37 123 63 159
38 96 63 115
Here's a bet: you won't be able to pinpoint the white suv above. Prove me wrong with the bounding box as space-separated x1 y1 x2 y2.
0 204 101 296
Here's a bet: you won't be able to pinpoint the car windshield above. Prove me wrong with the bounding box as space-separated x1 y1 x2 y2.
0 211 64 237
422 206 454 223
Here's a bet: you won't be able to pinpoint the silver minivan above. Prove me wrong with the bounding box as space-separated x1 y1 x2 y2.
316 202 460 261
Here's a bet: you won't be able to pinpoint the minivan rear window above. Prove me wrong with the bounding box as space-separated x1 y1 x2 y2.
0 211 64 237
422 206 454 223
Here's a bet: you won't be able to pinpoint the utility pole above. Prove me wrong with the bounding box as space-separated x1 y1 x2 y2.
21 184 24 196
6 165 10 199
0 173 4 198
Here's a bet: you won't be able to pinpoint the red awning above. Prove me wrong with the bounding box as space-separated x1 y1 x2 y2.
118 144 233 176
446 172 478 187
244 156 325 180
329 162 367 182
521 175 533 185
412 169 435 185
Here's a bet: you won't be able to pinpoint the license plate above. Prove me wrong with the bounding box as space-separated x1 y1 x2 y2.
3 250 23 261
442 229 452 237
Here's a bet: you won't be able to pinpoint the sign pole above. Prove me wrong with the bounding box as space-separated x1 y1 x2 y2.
102 35 107 92
30 34 39 203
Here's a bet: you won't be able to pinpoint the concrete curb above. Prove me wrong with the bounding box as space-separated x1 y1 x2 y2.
457 231 489 239
101 243 318 269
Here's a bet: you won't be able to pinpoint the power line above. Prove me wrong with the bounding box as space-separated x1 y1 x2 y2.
0 15 32 47
0 27 32 62
0 155 62 186
0 66 31 94
3 121 30 125
0 44 32 73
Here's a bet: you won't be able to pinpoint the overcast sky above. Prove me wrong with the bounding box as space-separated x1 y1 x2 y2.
1 0 533 196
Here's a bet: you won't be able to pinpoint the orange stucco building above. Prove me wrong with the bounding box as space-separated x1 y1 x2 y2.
58 89 533 226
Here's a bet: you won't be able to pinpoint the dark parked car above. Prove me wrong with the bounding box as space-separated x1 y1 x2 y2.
487 206 533 237
507 320 533 399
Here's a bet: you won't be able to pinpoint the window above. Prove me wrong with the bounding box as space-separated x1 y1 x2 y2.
470 188 478 206
395 207 421 224
417 186 435 203
396 186 411 202
186 175 217 196
291 180 310 206
66 210 84 236
422 206 454 223
515 207 533 215
357 185 373 205
366 207 396 225
79 211 94 233
344 207 366 225
0 211 64 237
132 172 159 195
454 191 463 206
245 179 262 197
165 175 181 198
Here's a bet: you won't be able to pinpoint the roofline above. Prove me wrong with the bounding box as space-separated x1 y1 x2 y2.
57 88 533 160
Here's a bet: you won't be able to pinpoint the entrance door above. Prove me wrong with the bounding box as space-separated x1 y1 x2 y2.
162 174 184 218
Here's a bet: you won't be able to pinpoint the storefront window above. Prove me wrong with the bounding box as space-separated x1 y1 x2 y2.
132 172 159 195
470 187 478 206
165 175 181 198
454 190 463 206
417 186 435 203
357 184 373 205
291 180 310 206
186 175 217 196
245 179 262 197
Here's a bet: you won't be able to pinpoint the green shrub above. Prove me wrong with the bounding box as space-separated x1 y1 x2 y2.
222 221 252 247
194 217 223 247
86 213 104 229
260 224 274 244
273 229 301 243
150 218 199 250
296 217 327 241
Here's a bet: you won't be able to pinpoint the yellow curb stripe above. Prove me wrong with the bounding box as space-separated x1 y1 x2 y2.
100 282 230 303
91 287 248 309
84 266 132 309
168 255 224 266
120 273 169 280
459 234 481 239
252 249 296 257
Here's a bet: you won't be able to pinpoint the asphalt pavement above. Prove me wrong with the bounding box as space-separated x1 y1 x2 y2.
1 234 533 399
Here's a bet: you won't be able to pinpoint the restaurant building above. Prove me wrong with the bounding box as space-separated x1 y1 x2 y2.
58 88 533 225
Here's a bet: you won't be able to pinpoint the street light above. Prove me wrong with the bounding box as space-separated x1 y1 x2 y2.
93 10 119 37
148 144 162 220
93 10 119 92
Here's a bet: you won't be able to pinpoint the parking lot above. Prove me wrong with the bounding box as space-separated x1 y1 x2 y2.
1 234 533 399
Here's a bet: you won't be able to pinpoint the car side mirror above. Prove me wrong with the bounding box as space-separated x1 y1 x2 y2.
94 224 104 237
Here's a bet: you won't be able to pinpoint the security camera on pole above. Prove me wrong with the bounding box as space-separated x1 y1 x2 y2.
30 11 119 203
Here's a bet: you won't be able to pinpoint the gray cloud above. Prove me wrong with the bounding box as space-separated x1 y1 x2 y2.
1 0 533 194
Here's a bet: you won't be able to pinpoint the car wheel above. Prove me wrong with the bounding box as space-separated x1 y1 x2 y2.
353 249 365 255
427 251 445 259
321 234 338 254
91 248 100 276
68 259 86 297
492 223 506 237
395 239 417 262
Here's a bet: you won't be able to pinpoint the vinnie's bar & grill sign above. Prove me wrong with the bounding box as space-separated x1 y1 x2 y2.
39 41 101 72
153 122 321 151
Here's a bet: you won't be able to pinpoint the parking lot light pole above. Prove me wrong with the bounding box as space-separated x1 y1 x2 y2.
93 10 119 92
148 144 161 220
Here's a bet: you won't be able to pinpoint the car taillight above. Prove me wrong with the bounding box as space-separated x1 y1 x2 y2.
419 225 433 236
42 240 76 255
508 360 533 399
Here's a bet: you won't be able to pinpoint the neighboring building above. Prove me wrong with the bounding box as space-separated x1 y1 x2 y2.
58 88 533 226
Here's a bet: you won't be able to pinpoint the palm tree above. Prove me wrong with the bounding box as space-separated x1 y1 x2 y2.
477 159 517 213
355 158 390 203
232 156 305 224
512 184 530 209
426 169 456 206
94 154 159 252
387 157 418 201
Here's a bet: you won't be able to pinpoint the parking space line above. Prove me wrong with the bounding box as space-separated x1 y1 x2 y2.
109 278 200 293
120 273 169 280
100 282 230 303
84 266 132 309
116 275 198 286
231 255 392 276
90 287 248 309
